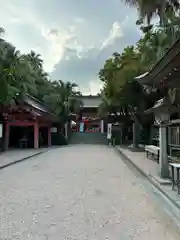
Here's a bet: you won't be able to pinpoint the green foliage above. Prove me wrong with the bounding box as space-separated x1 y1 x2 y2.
43 80 82 122
0 29 82 122
99 9 180 117
121 0 179 25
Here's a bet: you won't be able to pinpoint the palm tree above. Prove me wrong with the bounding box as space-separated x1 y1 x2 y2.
0 40 40 104
42 80 82 122
98 91 110 117
26 50 43 70
122 0 179 24
0 42 21 104
57 81 81 117
0 26 82 120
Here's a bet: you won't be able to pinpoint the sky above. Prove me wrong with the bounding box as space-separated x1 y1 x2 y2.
0 0 141 94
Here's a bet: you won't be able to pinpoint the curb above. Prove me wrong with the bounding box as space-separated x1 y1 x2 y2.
0 150 49 170
115 147 180 211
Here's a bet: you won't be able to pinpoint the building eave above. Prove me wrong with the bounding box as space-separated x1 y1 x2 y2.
135 36 180 86
135 72 150 85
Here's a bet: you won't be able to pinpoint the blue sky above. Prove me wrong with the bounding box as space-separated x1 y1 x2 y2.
0 0 141 94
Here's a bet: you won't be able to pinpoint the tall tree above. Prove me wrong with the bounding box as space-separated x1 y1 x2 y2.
0 27 82 122
98 24 173 116
121 0 179 24
26 50 43 70
43 80 82 123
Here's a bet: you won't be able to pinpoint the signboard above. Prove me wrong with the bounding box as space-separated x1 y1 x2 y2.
51 127 57 133
0 124 2 138
107 123 112 139
79 122 84 132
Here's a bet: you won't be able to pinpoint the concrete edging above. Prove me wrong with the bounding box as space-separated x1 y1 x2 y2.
115 147 180 211
0 150 48 170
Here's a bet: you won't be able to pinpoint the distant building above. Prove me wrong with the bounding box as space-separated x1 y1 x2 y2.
72 95 103 132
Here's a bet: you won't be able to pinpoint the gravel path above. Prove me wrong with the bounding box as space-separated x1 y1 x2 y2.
0 145 180 239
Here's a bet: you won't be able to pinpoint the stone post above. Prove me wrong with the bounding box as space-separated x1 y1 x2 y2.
65 122 68 139
4 123 9 150
132 121 140 148
48 127 51 147
158 112 170 178
100 120 104 133
34 123 39 149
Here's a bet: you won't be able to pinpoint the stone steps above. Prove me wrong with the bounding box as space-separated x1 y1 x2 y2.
69 132 108 145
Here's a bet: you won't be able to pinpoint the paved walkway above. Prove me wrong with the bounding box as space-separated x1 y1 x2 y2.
116 146 180 210
0 148 48 169
116 146 159 176
0 145 180 239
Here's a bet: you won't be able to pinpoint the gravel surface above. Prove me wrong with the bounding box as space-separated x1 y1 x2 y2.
0 145 180 239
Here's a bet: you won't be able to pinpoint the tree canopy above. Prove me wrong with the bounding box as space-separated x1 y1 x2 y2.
0 28 82 123
98 8 180 117
121 0 180 25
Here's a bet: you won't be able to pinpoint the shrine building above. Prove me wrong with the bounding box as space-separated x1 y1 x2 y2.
0 94 56 150
72 95 104 133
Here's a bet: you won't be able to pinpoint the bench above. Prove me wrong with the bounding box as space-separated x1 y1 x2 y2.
169 145 180 157
145 145 160 162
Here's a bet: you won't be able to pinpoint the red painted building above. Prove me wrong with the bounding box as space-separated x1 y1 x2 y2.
71 95 104 132
1 94 56 150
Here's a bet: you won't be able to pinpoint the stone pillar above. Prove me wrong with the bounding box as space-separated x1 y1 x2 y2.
132 121 140 148
4 123 9 150
132 123 136 148
120 128 123 145
34 123 39 149
158 112 170 178
65 122 68 139
159 126 169 178
100 120 104 133
48 127 51 147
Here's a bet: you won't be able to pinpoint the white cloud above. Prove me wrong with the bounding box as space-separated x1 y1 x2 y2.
0 1 87 73
74 17 86 24
36 21 88 73
89 80 103 94
80 79 103 95
0 1 40 29
41 27 77 72
0 0 140 92
101 21 123 48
